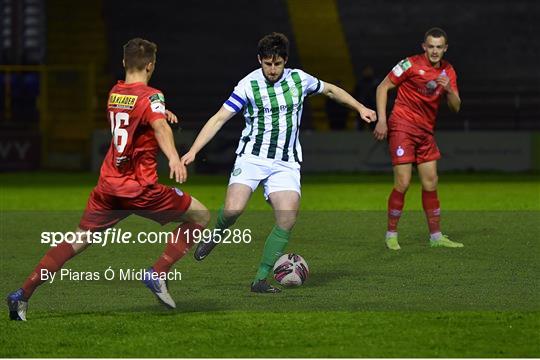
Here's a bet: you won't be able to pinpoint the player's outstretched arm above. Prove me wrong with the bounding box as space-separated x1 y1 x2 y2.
322 82 377 123
374 76 396 141
151 118 187 183
181 106 236 166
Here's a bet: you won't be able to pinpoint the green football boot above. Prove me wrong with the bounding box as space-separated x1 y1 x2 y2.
430 234 464 248
385 234 401 250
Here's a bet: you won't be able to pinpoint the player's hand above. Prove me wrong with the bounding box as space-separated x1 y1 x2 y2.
181 151 196 166
169 158 187 183
373 121 388 141
358 106 377 123
436 75 451 92
165 109 179 124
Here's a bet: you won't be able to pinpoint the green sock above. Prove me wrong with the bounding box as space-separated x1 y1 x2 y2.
253 226 290 283
215 205 235 230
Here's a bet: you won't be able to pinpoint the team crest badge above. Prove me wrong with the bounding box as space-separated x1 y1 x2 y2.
426 80 437 90
396 146 405 157
232 168 242 176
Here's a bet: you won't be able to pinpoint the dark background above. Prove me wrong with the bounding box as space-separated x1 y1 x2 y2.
0 0 539 170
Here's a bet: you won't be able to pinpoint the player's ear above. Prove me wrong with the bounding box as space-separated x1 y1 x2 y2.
257 55 262 65
283 56 288 65
421 42 427 52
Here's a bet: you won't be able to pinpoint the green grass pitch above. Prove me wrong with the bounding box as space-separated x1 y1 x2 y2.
0 172 539 357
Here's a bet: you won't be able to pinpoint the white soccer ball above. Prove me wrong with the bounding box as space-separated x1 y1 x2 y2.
273 253 309 286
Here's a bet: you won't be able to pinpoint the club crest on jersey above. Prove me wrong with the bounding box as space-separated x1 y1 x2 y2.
424 80 438 95
232 168 242 176
174 188 184 197
290 86 299 97
426 80 437 90
108 93 138 109
396 146 405 157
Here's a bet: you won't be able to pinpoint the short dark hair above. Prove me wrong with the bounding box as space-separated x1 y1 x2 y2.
424 27 448 43
257 32 289 60
123 38 157 71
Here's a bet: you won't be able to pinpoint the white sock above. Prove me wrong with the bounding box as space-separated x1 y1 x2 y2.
430 232 442 241
386 231 397 239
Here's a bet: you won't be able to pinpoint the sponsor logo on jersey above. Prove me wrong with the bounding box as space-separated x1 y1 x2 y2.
396 146 404 157
174 188 184 197
108 93 138 109
263 104 295 114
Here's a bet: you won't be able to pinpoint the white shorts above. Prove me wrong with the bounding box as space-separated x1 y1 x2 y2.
228 154 301 200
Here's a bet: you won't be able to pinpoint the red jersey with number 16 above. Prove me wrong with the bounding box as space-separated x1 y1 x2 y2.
387 53 458 135
96 81 167 198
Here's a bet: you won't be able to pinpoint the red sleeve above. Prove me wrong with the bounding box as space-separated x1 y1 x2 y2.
388 57 413 86
142 92 166 124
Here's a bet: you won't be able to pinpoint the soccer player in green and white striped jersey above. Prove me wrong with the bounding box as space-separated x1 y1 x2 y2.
181 32 376 293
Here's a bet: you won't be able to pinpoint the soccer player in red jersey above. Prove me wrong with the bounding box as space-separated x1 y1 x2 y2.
373 28 464 250
7 38 210 320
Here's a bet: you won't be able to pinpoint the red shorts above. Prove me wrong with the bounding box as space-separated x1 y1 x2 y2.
388 130 441 166
79 184 192 231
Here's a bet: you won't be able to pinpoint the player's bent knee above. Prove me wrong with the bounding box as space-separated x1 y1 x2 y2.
421 175 438 191
223 208 243 221
394 174 411 193
196 209 211 228
275 212 298 231
276 218 296 232
186 211 210 228
395 181 410 193
184 197 211 227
